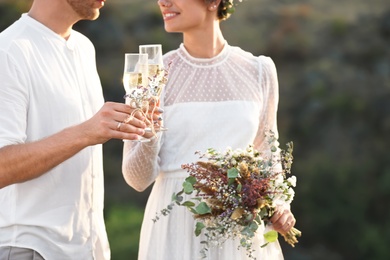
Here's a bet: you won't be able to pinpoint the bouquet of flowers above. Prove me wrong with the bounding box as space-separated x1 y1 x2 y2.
153 131 301 258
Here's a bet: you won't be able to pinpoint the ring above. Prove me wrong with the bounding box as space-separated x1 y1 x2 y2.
116 122 122 130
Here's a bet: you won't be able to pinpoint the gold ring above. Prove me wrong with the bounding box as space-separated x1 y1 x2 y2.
116 122 122 130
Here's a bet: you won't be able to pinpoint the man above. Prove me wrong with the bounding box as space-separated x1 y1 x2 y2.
0 0 146 259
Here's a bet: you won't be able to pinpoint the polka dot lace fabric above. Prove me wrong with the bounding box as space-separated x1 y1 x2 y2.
164 43 266 105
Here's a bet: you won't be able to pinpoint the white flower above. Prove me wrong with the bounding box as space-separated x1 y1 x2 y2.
274 174 284 186
287 176 297 187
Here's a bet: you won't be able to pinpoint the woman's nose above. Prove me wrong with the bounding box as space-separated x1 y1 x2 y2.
157 0 172 7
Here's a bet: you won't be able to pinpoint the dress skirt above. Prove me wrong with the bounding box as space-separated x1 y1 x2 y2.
137 170 284 260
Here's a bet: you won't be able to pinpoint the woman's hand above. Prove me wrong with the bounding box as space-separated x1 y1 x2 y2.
142 99 164 139
270 206 296 235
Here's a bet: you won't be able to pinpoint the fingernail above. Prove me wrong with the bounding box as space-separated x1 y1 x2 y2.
158 108 164 113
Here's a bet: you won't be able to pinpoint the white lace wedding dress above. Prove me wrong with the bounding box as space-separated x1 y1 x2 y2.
122 42 285 260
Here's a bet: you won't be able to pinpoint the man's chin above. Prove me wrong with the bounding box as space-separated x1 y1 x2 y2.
83 11 100 21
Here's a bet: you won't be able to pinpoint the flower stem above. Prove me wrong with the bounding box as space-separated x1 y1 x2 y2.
281 227 302 247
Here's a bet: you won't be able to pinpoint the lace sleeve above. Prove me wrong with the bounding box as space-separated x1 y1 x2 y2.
254 57 291 210
121 138 161 192
253 56 280 151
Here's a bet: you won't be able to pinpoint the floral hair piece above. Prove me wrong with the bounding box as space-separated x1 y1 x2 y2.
207 0 243 20
223 0 243 15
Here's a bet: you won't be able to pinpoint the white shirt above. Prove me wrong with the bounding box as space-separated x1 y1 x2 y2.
0 14 110 260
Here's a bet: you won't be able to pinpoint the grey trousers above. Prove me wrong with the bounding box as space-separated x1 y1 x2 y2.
0 247 44 260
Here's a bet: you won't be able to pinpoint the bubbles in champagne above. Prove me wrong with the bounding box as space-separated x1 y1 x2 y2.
148 64 164 79
123 72 143 93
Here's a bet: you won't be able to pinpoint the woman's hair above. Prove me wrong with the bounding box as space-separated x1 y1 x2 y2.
205 0 238 21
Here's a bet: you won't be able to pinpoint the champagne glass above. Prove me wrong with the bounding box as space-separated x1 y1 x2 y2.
139 44 167 131
122 53 150 142
123 53 148 105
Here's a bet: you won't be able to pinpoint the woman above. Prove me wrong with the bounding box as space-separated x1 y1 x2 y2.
122 0 296 259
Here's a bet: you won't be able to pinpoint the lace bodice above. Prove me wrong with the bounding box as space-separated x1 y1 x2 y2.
122 43 280 192
164 43 270 104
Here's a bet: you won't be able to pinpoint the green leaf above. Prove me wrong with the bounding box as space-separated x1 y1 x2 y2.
227 6 235 14
183 181 194 194
185 176 197 185
172 191 183 203
249 221 258 231
263 230 278 243
195 202 211 215
241 226 255 238
182 201 195 207
189 207 198 214
171 192 177 201
240 237 247 246
195 222 205 236
237 183 242 192
227 168 239 178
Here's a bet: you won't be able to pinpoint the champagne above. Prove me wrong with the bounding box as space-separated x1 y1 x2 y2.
148 64 164 78
123 72 143 93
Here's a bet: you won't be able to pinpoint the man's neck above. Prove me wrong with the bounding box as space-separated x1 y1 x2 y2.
28 1 78 40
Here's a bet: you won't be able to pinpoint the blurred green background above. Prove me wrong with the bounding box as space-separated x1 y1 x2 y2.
1 0 390 259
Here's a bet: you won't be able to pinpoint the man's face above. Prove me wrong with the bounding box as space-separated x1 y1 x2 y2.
66 0 105 20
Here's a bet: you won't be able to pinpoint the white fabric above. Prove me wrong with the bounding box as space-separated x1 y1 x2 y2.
0 14 110 260
122 42 284 259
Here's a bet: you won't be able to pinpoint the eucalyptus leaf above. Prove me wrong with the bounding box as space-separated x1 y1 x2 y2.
249 221 258 232
185 176 197 185
189 207 198 214
176 195 183 203
172 191 184 202
195 221 205 236
183 181 194 194
182 201 195 207
227 168 239 178
195 202 211 215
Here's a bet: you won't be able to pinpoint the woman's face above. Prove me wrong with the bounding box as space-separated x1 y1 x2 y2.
157 0 214 33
